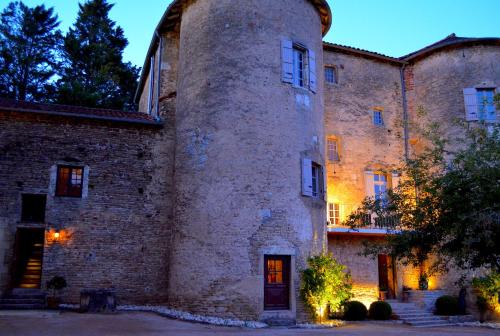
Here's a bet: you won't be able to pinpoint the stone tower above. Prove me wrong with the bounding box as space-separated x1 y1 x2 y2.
154 0 332 322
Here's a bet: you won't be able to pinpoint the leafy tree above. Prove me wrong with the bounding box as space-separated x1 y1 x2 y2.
346 121 500 273
0 1 61 101
301 254 353 321
56 0 139 110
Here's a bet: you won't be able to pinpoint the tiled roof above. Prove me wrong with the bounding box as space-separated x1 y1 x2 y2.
400 33 500 61
0 98 161 125
323 42 405 64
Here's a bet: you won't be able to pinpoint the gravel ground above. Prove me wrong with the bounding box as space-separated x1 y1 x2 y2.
0 311 499 336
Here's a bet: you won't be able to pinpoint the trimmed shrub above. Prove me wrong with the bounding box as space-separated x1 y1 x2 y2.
343 301 367 321
435 295 458 315
369 301 392 320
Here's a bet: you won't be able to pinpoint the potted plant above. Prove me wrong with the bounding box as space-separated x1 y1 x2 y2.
46 276 67 309
419 273 429 290
402 285 412 302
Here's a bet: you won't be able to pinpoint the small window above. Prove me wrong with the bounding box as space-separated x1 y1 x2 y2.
373 110 384 126
324 66 338 84
327 138 340 162
328 203 340 226
293 46 306 88
21 194 46 223
302 158 324 198
56 166 84 197
476 88 496 121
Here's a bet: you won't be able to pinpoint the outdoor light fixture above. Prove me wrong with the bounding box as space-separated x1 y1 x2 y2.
54 230 60 240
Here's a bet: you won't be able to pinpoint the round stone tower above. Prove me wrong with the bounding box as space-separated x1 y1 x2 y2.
169 0 331 322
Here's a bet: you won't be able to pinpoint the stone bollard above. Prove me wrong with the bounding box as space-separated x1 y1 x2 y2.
80 289 116 313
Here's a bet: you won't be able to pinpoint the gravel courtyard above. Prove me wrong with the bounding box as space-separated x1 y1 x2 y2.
0 311 498 336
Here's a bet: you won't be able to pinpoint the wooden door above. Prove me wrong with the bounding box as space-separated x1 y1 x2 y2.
264 255 290 310
378 254 396 299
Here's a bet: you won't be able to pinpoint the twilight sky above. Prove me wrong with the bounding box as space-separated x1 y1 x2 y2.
15 0 500 69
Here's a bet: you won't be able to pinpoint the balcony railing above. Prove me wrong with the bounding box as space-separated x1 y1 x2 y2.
327 203 400 231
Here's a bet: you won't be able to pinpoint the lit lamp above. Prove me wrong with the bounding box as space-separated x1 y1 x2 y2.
53 230 60 240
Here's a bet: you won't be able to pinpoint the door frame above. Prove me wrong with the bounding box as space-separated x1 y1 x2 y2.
10 227 45 289
264 255 291 310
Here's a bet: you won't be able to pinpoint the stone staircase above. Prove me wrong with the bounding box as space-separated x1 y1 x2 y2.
18 242 43 289
387 300 455 327
0 288 46 310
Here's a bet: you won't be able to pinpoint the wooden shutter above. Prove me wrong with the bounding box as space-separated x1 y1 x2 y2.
463 88 478 121
281 39 293 84
391 172 400 190
308 49 317 93
364 171 375 198
321 165 327 201
302 158 313 197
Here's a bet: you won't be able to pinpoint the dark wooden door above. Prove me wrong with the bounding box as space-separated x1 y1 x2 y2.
378 254 396 299
264 255 290 310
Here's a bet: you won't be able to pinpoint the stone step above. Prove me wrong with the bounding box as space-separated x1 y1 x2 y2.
413 322 456 328
398 313 436 318
405 316 446 322
263 318 296 327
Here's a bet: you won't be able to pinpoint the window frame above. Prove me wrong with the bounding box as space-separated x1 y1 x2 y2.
328 202 340 226
476 88 496 121
55 165 84 198
327 137 340 162
292 45 307 88
373 172 388 204
373 110 384 126
324 65 338 84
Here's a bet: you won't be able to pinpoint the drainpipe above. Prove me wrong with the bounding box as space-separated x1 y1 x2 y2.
400 65 410 161
155 30 163 120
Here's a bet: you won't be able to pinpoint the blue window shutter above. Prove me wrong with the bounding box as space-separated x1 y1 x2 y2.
308 49 317 93
281 39 293 84
302 158 313 197
463 88 478 121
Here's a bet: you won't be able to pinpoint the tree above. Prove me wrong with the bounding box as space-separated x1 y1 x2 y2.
0 1 61 101
346 121 500 273
56 0 139 110
301 254 353 321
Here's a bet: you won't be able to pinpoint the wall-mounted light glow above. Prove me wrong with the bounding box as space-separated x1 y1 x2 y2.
54 231 60 240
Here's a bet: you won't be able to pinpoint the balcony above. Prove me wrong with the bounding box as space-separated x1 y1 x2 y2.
327 210 400 236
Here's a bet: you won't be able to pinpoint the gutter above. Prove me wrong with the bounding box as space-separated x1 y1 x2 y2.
400 65 410 161
0 106 164 127
155 30 163 120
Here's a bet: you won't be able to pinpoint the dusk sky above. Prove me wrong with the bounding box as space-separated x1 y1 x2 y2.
15 0 500 69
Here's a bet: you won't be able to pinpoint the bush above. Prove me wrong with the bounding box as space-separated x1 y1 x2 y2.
301 254 353 321
435 295 458 315
343 301 367 321
369 301 392 320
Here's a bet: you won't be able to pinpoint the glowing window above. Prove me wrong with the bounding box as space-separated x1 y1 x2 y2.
56 166 84 197
267 259 283 284
328 203 340 225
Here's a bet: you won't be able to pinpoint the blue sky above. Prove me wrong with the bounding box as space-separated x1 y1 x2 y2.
15 0 500 68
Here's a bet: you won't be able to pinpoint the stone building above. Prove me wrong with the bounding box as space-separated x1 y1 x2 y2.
0 0 498 323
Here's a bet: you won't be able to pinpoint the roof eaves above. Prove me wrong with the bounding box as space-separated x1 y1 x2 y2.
323 42 406 65
0 105 164 127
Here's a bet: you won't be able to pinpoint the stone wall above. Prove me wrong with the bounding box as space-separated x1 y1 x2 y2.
0 111 174 304
323 49 405 223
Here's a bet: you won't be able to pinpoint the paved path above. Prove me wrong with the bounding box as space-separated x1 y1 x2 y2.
0 311 497 336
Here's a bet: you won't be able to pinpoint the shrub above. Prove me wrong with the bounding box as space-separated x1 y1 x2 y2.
343 301 367 321
435 295 458 315
301 254 353 321
369 301 392 320
472 272 500 313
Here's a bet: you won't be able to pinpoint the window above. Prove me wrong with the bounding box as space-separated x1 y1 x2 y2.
302 158 324 198
373 173 388 203
477 88 496 121
327 138 340 162
21 194 46 222
56 166 84 197
324 66 338 84
373 110 384 126
281 39 316 92
293 47 306 88
328 203 340 225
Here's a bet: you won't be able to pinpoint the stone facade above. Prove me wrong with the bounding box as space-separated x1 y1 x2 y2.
0 0 499 323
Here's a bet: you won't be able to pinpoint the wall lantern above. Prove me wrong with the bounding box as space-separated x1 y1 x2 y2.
53 230 60 240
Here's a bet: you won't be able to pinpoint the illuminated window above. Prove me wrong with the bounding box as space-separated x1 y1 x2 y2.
373 110 384 126
56 166 84 197
327 138 340 162
267 259 283 284
374 173 388 203
293 46 306 88
324 66 338 84
328 203 340 225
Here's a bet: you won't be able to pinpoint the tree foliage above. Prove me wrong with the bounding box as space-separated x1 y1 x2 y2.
346 122 500 273
0 1 62 101
300 254 353 321
56 0 139 110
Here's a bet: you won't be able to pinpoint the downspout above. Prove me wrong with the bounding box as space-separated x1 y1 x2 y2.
400 64 410 161
155 30 163 120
